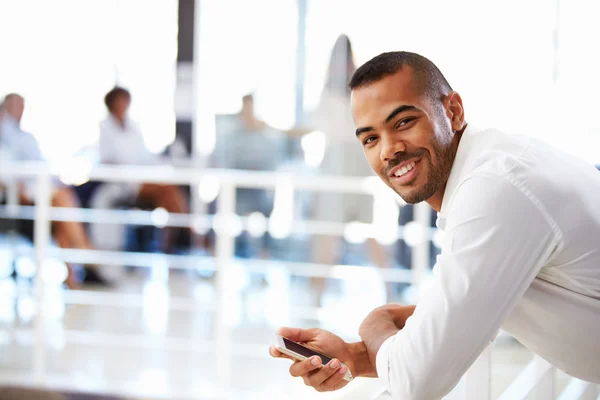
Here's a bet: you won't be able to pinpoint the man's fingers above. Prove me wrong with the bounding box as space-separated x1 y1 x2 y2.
269 345 281 358
303 359 343 389
317 363 350 392
269 345 294 360
277 327 321 343
289 356 322 377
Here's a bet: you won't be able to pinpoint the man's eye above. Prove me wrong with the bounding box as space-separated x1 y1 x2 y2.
363 136 376 145
396 118 415 129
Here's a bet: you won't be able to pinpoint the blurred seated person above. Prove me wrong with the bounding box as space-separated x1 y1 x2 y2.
213 94 288 257
0 93 106 288
99 87 189 254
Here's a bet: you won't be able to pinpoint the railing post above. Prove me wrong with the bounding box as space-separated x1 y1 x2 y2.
530 356 556 400
499 355 555 400
6 179 19 216
558 378 599 400
464 344 493 400
412 202 431 298
33 173 52 384
214 181 236 393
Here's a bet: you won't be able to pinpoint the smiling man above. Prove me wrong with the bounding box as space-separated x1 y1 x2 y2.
269 51 600 399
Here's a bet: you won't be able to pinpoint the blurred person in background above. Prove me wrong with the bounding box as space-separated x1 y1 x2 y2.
302 35 392 304
0 93 107 288
212 93 287 259
0 101 7 185
99 86 190 254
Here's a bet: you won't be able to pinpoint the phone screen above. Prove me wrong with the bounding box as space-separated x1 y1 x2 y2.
282 337 332 365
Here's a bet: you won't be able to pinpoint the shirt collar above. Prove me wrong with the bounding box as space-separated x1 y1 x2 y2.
0 115 21 140
2 114 19 129
438 124 479 222
108 114 132 131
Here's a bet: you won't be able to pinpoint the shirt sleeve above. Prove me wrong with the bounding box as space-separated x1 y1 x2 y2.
376 174 561 399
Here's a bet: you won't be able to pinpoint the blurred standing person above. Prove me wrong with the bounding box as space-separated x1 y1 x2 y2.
0 101 8 185
0 93 105 288
99 87 190 254
212 93 287 258
307 35 392 304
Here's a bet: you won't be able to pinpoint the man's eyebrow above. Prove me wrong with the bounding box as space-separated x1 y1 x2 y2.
384 105 418 123
355 126 373 136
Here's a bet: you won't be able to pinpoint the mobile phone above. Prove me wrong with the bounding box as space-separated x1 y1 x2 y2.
272 334 353 382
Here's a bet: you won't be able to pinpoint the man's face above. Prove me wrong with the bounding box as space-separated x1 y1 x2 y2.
112 95 130 118
5 96 25 123
351 68 461 206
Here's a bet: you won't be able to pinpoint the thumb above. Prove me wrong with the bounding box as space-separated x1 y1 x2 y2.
277 326 320 343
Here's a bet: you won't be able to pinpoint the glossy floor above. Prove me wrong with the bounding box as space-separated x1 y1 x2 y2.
0 266 567 399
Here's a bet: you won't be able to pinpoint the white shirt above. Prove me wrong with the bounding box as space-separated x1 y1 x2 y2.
0 115 63 198
376 126 600 399
0 115 43 161
99 115 157 165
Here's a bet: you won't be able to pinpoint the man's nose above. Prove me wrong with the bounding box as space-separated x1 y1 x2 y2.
380 135 407 163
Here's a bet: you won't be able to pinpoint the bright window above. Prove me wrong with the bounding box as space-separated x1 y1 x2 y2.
0 0 177 161
197 0 298 130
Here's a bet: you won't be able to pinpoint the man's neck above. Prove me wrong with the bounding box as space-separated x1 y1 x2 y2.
425 124 467 212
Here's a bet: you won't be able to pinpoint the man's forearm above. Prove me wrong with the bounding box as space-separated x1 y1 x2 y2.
368 304 417 329
347 341 378 378
358 304 416 371
388 304 416 329
362 320 399 369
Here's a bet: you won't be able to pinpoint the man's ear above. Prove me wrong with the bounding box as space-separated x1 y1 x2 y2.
444 91 465 132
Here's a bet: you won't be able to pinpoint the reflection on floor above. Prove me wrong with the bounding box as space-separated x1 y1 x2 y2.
0 386 127 400
0 265 568 399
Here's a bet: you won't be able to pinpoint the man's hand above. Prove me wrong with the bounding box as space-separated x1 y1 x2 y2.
269 327 376 392
359 304 416 368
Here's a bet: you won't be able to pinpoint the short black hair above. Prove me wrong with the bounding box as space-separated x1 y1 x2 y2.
349 51 452 101
104 86 131 112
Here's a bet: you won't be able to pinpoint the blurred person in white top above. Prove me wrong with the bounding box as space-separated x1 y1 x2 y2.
303 35 392 304
99 87 189 253
270 52 600 398
0 101 8 185
0 93 101 288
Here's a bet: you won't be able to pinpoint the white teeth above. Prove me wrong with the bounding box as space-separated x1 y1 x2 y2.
394 161 416 177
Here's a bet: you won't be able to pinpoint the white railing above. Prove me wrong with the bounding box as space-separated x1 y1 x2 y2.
0 160 598 399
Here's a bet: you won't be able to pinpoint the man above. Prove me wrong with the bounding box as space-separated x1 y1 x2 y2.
1 93 107 288
269 52 600 398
